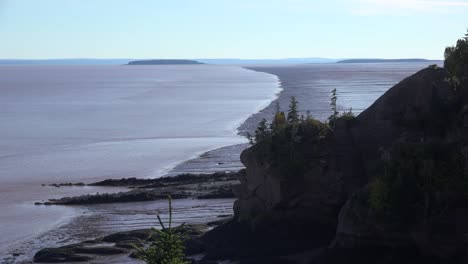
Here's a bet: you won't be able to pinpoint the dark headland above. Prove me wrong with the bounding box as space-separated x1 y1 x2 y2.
337 58 431 63
127 59 204 65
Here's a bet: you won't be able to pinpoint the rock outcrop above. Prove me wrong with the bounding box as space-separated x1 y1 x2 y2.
34 225 210 263
205 66 468 263
330 68 468 262
35 171 239 205
352 67 456 173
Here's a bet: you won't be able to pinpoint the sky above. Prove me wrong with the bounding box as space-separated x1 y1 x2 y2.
0 0 467 59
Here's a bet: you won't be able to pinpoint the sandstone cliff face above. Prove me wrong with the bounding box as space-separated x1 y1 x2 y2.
228 67 468 263
229 115 370 258
232 139 347 251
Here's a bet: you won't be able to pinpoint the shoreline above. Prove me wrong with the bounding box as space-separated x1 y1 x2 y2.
235 68 283 136
2 66 282 263
167 61 443 180
162 67 283 176
237 67 286 136
6 171 241 263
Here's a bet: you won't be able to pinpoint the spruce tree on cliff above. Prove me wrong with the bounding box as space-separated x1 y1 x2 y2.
287 96 299 124
254 118 270 143
328 88 338 128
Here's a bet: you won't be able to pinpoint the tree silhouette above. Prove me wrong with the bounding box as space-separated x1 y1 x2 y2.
444 28 468 79
328 88 338 128
287 96 299 124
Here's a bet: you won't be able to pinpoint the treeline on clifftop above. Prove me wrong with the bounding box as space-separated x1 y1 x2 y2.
248 95 355 178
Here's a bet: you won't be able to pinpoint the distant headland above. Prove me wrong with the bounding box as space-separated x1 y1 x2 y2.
337 58 431 63
127 59 204 65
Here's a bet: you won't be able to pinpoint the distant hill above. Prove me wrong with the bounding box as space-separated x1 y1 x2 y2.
337 59 433 63
127 59 204 65
2 58 441 66
197 58 338 65
0 58 341 66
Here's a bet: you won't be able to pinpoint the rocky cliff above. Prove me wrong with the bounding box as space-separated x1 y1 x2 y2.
203 66 468 263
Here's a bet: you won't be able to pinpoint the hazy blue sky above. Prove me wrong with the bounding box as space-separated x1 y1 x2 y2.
1 0 467 59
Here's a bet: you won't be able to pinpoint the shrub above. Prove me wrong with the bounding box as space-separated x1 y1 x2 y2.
133 196 189 264
336 108 357 126
369 176 389 212
369 142 468 230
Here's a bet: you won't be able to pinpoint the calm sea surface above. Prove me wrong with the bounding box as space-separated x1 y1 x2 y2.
0 65 279 259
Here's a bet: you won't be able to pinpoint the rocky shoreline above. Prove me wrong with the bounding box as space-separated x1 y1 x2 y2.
33 219 232 263
35 171 240 206
22 171 242 264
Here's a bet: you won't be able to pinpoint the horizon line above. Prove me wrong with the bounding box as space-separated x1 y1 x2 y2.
0 57 443 61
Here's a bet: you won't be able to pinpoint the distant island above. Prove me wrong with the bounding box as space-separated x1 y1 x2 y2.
0 58 339 65
127 59 204 65
337 58 430 63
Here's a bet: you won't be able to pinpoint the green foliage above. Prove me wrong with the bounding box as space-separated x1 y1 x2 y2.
272 111 287 132
369 142 468 230
133 196 189 264
369 177 389 212
328 88 339 128
287 96 299 124
336 108 357 125
444 28 468 80
254 118 271 143
251 97 355 177
251 105 331 177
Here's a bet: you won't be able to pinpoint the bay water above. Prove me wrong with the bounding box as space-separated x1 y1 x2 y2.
0 64 279 257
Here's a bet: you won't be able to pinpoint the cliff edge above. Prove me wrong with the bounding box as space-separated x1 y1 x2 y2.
202 64 468 263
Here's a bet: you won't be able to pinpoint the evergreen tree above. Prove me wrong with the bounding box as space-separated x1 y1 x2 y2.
133 196 189 264
254 118 270 143
328 89 338 127
287 96 299 124
444 28 468 79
